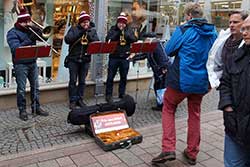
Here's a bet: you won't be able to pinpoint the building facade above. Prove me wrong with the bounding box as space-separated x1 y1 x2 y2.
0 0 247 92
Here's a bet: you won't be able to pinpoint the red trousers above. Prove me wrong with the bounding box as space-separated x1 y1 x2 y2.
162 87 204 159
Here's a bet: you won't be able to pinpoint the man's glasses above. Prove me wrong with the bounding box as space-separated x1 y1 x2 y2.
240 26 250 33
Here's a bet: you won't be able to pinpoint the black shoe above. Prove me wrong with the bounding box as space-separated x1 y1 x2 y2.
151 106 162 111
105 96 113 103
69 102 77 110
183 149 196 165
77 99 86 107
152 151 176 164
34 108 49 116
19 111 28 121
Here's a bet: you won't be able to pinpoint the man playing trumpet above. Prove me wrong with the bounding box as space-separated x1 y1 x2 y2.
64 11 99 109
6 8 49 121
105 12 137 103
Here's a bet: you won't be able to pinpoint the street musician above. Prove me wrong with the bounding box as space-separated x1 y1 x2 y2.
64 11 99 110
105 12 137 103
6 8 49 121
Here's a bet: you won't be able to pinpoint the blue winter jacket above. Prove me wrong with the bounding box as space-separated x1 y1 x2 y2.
165 18 217 94
7 25 37 64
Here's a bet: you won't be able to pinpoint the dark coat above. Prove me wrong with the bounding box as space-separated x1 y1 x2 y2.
64 24 99 63
147 41 170 82
218 44 250 149
7 24 38 64
106 25 137 59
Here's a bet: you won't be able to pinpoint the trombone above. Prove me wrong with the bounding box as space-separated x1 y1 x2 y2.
28 20 59 55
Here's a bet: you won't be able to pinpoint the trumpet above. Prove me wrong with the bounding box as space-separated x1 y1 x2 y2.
28 20 59 55
120 30 126 46
81 33 88 45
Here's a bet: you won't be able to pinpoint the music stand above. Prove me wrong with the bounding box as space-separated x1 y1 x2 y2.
87 41 118 103
15 45 51 61
87 41 118 55
130 42 157 54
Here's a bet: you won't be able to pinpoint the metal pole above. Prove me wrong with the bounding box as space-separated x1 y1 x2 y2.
91 1 107 99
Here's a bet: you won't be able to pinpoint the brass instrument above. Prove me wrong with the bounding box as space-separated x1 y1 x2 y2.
28 20 59 54
120 30 126 46
31 19 53 39
81 33 88 45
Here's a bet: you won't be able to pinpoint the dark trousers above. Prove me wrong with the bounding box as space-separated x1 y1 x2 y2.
106 58 129 97
68 61 89 103
14 63 40 112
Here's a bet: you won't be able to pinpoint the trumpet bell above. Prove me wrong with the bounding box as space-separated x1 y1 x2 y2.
120 39 126 46
81 35 88 45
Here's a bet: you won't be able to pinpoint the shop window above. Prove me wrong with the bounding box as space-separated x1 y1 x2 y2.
52 0 93 80
106 0 178 77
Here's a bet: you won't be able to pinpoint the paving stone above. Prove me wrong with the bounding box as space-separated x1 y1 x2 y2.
115 150 144 166
95 152 122 167
37 150 64 162
138 153 154 164
70 152 96 166
84 163 103 167
22 164 38 167
89 148 106 156
132 164 150 167
206 148 224 162
37 160 59 167
144 146 161 154
112 163 130 167
56 157 74 166
200 158 224 167
199 141 216 152
129 146 147 156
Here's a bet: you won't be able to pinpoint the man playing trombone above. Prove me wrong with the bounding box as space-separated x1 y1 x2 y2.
64 11 99 110
6 8 49 121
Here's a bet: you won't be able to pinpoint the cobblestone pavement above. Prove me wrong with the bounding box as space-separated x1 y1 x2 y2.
0 111 224 167
0 89 219 157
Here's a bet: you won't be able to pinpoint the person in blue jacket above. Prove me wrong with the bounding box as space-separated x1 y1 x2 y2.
152 2 217 165
7 8 49 121
64 11 99 110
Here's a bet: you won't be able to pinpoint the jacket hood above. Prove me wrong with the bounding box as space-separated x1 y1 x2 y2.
186 18 216 37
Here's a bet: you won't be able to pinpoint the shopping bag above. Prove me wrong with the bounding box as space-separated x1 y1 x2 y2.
156 88 166 106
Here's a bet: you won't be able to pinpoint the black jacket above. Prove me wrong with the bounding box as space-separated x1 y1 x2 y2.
218 44 250 149
106 25 137 59
64 24 99 63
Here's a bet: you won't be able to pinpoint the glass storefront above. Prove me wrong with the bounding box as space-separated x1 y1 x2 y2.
0 0 246 91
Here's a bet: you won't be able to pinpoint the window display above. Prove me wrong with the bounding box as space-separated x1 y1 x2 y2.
0 0 246 92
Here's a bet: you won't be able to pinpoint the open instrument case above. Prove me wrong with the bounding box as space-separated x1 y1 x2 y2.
89 110 143 151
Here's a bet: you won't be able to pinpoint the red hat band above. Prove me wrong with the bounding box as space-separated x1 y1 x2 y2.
17 9 31 23
117 15 127 24
79 11 90 23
